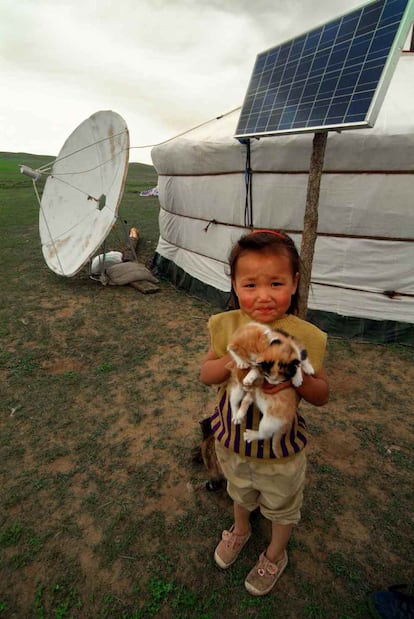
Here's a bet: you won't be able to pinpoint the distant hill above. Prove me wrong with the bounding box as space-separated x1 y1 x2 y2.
0 152 53 159
1 151 155 170
0 151 54 169
0 152 156 186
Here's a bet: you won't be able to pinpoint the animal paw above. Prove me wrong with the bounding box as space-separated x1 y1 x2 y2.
236 361 250 369
243 430 259 443
292 368 303 387
243 367 260 386
232 410 245 425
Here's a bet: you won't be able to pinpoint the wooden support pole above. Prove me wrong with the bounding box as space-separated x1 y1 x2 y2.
298 131 328 318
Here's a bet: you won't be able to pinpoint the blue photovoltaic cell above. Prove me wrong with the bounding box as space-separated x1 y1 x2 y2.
235 0 413 137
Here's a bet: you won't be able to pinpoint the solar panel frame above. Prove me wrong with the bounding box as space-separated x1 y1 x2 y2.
235 0 414 138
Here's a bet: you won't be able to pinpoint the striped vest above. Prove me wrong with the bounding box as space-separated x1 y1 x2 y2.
208 311 327 461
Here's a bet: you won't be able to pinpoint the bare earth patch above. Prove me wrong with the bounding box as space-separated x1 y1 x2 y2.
1 272 413 618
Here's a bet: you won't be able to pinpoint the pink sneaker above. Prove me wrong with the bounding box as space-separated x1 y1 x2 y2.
245 550 288 596
214 525 251 569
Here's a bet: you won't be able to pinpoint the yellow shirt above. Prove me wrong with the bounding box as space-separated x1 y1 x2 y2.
208 310 327 460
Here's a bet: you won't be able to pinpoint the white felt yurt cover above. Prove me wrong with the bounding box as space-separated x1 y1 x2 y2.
152 54 414 333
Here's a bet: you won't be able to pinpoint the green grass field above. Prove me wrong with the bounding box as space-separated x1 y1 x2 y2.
0 151 413 618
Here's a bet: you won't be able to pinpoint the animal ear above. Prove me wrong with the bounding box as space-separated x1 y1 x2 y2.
290 341 302 359
269 337 282 346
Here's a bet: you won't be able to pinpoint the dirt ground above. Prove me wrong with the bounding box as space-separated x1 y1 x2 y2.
1 261 414 617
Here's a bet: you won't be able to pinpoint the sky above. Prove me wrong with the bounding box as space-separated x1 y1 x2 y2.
1 0 365 165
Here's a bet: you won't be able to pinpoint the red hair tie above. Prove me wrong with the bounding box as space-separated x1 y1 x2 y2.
250 229 286 239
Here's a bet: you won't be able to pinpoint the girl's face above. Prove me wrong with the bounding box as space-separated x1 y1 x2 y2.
232 249 299 324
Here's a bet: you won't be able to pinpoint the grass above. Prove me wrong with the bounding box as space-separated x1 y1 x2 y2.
1 151 414 618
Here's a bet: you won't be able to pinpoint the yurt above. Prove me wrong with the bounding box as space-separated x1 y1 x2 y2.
151 53 414 343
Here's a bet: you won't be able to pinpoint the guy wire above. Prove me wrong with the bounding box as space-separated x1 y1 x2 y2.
35 106 241 177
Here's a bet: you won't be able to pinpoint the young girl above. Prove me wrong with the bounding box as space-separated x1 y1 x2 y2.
200 229 329 597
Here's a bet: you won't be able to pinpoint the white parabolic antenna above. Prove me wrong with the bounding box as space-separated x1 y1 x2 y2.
39 110 130 277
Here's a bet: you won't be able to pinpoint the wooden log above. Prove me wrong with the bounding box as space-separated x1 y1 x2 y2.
129 280 160 294
298 131 328 319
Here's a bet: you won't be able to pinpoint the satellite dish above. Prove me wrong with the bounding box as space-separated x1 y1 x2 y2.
39 110 129 276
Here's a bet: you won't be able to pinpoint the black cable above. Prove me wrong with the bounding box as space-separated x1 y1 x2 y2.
243 139 253 227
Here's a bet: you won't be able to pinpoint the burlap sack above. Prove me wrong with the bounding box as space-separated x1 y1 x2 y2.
91 251 123 274
106 262 159 285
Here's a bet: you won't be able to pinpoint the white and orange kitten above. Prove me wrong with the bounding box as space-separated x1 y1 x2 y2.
227 322 314 443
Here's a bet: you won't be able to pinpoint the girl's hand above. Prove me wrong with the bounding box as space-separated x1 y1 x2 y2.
294 369 329 406
262 370 329 407
200 349 232 385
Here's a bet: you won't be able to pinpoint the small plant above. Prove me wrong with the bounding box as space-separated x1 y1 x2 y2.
34 586 45 619
144 577 174 616
0 523 23 546
96 362 114 373
8 352 40 376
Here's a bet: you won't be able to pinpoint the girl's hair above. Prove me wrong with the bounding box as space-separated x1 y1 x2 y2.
228 229 300 315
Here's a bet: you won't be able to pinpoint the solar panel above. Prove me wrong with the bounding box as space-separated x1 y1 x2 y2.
235 0 414 138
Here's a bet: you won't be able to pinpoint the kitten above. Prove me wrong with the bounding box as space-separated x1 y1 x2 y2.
227 323 314 444
192 417 224 491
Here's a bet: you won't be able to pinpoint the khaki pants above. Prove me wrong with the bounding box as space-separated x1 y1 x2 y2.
215 441 306 525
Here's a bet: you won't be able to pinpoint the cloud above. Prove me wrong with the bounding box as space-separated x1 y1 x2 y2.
1 0 365 162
